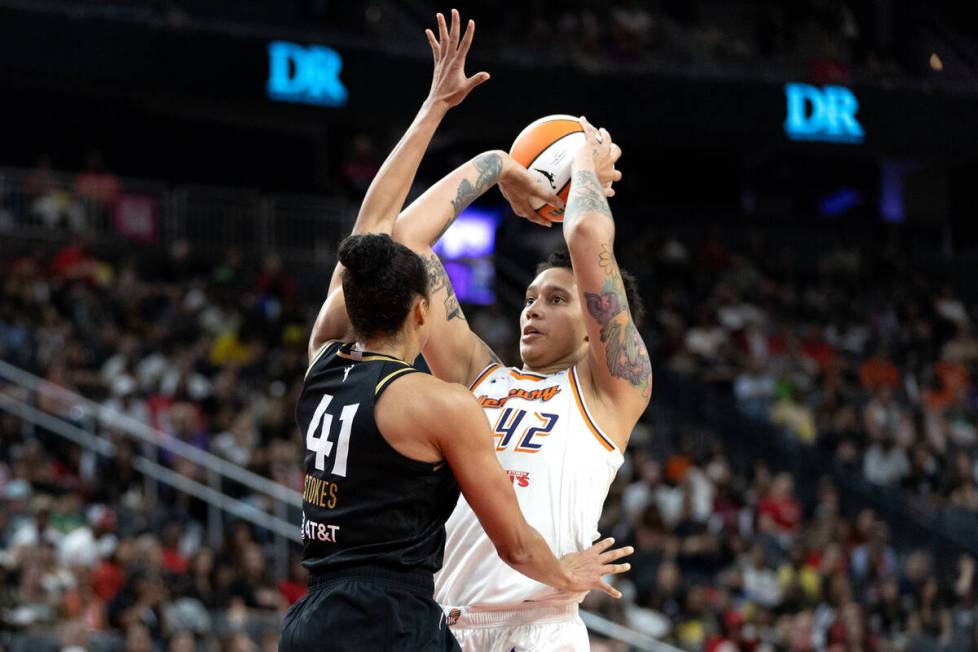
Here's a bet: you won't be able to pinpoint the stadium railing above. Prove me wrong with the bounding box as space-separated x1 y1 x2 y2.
0 358 303 578
0 167 354 266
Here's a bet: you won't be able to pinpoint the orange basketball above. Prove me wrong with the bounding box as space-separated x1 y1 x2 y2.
509 114 585 222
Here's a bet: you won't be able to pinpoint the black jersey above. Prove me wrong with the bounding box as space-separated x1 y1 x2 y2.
295 341 460 575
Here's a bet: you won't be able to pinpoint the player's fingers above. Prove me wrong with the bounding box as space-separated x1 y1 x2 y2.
585 120 603 145
450 8 461 50
599 127 611 144
437 13 449 49
464 72 491 92
610 143 622 162
534 190 563 210
425 29 440 62
605 188 616 198
612 168 623 182
529 183 564 210
590 537 616 554
602 563 632 576
597 580 623 599
458 18 475 57
520 204 544 225
600 545 634 563
578 116 597 139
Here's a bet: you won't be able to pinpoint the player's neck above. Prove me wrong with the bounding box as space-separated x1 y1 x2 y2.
521 363 565 376
354 336 416 364
521 350 586 376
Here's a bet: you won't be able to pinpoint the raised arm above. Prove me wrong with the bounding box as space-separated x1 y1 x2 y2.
392 151 562 384
563 118 652 430
308 9 490 359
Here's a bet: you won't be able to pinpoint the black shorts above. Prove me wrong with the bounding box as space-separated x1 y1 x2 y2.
279 565 461 652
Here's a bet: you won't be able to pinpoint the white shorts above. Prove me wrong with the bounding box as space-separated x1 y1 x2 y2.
444 603 589 652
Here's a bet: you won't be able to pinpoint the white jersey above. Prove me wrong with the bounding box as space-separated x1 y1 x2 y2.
435 363 624 609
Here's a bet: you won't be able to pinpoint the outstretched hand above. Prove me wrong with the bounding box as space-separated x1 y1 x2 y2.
426 9 490 109
559 537 634 598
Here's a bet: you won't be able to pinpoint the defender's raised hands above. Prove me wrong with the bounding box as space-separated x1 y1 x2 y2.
425 9 490 109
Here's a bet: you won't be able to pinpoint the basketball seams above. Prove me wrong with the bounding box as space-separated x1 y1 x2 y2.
509 114 586 222
526 132 584 220
509 114 580 153
509 119 583 167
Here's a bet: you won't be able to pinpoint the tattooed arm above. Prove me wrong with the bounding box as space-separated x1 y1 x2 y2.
391 151 509 385
392 147 561 384
563 118 651 437
396 151 505 250
309 9 489 360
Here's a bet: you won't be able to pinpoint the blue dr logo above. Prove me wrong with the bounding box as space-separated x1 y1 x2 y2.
267 41 347 107
784 83 863 144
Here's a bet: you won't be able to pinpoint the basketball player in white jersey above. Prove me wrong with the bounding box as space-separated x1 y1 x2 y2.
296 12 636 650
385 118 650 650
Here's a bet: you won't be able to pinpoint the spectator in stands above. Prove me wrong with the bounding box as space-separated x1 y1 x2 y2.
734 355 777 419
862 432 910 487
859 347 901 392
757 473 802 548
7 493 59 550
227 542 285 612
27 154 86 230
74 149 121 217
108 569 168 639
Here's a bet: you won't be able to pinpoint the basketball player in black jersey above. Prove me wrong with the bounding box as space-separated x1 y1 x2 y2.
279 10 632 652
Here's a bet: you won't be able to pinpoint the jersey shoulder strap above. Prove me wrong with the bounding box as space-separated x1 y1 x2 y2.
374 359 423 399
468 362 503 392
305 340 342 380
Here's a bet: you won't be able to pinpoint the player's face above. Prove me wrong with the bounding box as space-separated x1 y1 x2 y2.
519 267 588 370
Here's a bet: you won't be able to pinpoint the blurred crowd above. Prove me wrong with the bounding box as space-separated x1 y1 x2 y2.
589 426 978 652
46 0 936 83
639 232 978 518
455 0 906 82
591 230 978 649
1 237 312 651
2 176 978 650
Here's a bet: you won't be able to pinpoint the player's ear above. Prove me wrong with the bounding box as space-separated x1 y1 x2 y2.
414 295 429 327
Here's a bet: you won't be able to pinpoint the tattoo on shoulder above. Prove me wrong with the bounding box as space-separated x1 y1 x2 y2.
583 261 652 398
565 170 612 223
422 254 466 322
435 152 503 243
478 337 503 366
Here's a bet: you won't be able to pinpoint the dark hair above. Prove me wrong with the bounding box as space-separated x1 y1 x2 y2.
535 250 646 327
338 234 429 339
